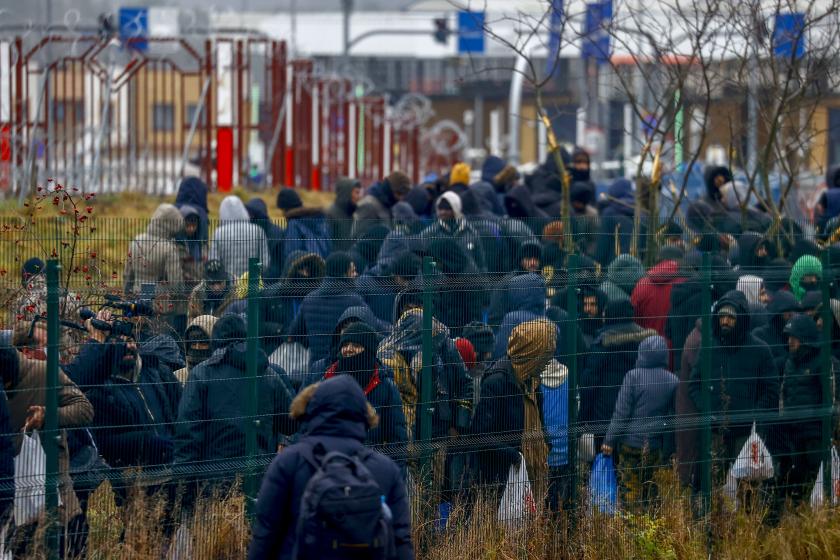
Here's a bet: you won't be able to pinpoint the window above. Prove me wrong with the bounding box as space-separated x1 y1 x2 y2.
829 108 840 167
184 103 199 126
153 103 174 132
52 100 84 123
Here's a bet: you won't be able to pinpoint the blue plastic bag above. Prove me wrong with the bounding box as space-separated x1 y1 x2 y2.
589 453 617 514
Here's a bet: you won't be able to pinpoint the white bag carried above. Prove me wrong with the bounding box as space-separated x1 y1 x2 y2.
498 453 536 522
730 422 774 481
809 446 840 509
13 431 46 526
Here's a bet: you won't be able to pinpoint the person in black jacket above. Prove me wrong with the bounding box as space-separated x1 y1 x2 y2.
64 310 182 471
322 322 407 455
688 290 779 467
772 315 839 511
469 319 556 493
248 375 413 560
174 315 296 484
580 300 658 451
245 198 285 281
752 290 799 373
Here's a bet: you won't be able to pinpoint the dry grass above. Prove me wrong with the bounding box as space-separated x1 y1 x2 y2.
14 468 840 559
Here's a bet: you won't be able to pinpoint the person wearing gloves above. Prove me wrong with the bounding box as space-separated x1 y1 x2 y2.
469 319 557 496
601 335 679 508
209 195 270 280
248 375 414 560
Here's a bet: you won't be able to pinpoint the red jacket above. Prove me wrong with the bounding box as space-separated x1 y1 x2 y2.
630 259 684 338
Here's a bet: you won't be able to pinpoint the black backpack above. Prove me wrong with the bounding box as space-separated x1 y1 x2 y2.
293 442 396 560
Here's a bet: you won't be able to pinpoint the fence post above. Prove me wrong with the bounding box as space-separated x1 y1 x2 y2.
820 250 833 499
699 252 712 519
245 257 262 511
564 254 579 511
45 258 60 559
419 256 436 467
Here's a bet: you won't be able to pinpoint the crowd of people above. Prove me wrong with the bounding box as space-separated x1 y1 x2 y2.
3 147 840 558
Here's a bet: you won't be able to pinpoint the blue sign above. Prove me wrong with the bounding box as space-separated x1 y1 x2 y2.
119 7 149 52
773 12 805 59
546 0 564 77
582 1 612 64
458 11 485 54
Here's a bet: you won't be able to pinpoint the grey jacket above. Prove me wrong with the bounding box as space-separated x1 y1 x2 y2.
604 335 679 451
209 196 270 279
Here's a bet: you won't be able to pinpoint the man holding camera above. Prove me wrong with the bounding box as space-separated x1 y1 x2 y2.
64 309 182 476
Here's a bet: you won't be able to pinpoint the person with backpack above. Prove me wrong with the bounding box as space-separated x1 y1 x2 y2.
248 375 413 560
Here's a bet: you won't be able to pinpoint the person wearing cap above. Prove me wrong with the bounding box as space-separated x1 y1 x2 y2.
420 191 486 272
188 259 236 321
772 314 839 511
688 290 779 470
322 322 407 450
352 171 413 239
326 177 363 251
286 251 374 369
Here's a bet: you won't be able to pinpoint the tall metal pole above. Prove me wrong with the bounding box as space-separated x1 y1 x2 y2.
699 252 712 519
820 250 833 500
419 256 436 455
342 0 353 67
245 257 261 511
45 259 60 559
564 254 579 511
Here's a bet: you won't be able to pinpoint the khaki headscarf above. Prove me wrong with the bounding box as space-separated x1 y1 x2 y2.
507 319 556 484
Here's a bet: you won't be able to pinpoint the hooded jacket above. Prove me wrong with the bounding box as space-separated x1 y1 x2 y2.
580 312 659 437
248 376 413 560
599 254 645 303
245 198 285 280
752 290 799 367
736 274 767 328
64 337 182 469
790 255 823 302
174 315 296 472
688 290 779 444
210 196 271 279
326 178 360 251
491 273 549 359
124 204 185 304
174 314 219 385
736 232 776 276
282 205 332 261
286 275 372 368
309 305 392 382
177 204 206 284
631 259 684 338
420 192 486 272
352 180 399 239
604 335 679 451
175 176 209 245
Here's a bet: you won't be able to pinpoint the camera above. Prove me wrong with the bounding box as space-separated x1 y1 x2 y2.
80 295 156 339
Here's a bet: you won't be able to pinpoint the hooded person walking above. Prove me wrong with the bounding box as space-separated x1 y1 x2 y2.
326 177 362 251
470 319 557 493
602 335 679 508
247 375 414 560
421 191 486 272
210 195 270 280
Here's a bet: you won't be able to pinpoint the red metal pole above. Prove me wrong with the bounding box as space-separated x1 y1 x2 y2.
203 39 213 188
236 40 244 188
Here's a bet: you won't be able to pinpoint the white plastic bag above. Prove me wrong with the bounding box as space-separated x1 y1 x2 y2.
498 453 536 522
730 422 774 481
13 431 46 526
809 446 840 509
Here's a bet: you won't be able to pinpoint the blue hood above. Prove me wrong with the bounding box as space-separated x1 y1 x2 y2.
481 155 506 183
302 375 369 441
176 176 209 214
635 334 669 369
509 272 546 315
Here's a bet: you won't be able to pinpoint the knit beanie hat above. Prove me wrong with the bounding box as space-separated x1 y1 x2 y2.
22 257 44 285
462 321 495 356
276 188 303 211
449 162 471 187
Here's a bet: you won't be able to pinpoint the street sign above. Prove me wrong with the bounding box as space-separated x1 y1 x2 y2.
773 12 806 59
119 7 149 52
458 11 485 54
582 1 612 64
